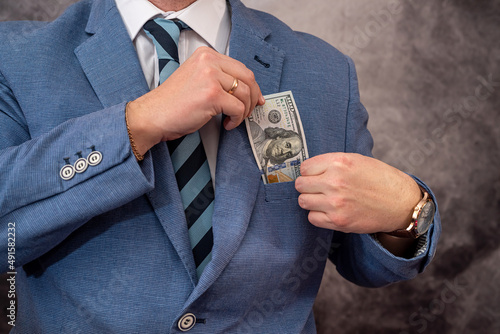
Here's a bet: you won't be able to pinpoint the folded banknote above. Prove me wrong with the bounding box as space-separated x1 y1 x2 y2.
245 91 309 184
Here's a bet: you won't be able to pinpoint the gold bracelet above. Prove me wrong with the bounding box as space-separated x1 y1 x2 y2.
125 102 144 162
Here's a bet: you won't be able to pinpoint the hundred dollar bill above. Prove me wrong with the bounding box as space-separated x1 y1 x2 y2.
245 91 309 184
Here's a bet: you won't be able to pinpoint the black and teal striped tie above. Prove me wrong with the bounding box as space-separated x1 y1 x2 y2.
144 18 214 278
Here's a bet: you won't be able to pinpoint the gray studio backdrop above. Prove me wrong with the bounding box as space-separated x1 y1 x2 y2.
1 0 499 333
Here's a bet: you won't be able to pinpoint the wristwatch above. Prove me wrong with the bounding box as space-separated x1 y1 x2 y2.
387 189 435 239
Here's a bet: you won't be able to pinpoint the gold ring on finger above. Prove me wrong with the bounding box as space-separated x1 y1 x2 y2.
228 78 239 95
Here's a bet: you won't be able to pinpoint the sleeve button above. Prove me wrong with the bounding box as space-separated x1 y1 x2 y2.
74 158 89 173
87 150 103 166
60 164 75 181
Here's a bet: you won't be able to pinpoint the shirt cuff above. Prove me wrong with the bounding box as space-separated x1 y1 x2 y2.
371 231 429 258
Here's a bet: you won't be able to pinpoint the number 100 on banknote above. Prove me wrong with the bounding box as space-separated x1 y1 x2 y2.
245 91 309 184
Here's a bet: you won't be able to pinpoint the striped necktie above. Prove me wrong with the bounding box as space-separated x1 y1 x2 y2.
144 18 214 278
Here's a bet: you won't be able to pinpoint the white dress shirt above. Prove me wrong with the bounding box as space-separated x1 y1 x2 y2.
115 0 231 181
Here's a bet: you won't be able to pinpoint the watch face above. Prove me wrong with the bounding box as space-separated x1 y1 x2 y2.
416 200 436 235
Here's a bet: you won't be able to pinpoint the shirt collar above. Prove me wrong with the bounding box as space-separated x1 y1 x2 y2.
115 0 231 54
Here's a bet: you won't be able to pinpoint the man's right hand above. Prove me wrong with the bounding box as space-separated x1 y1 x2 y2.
126 47 265 156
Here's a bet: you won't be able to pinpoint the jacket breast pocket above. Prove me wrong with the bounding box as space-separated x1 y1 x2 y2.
264 181 300 202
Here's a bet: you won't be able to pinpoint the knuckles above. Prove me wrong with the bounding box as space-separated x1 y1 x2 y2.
242 69 256 85
192 46 217 62
200 66 217 78
233 100 246 116
238 83 251 98
330 153 354 169
327 212 349 230
201 81 222 102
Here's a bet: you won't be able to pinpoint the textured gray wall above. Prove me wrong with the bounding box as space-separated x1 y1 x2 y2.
1 0 499 333
243 1 500 334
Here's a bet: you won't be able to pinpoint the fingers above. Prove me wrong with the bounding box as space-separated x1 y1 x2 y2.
151 47 265 136
215 78 253 131
213 51 264 128
306 211 331 230
295 175 327 194
222 74 252 116
300 155 329 176
298 193 329 212
300 152 357 177
186 47 265 131
299 194 351 232
218 54 264 108
221 97 246 131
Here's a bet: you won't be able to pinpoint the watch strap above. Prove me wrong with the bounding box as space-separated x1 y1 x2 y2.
386 190 430 239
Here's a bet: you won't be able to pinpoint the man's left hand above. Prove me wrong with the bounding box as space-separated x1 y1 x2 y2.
295 153 422 234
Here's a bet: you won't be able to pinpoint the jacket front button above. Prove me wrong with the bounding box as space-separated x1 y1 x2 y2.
178 313 196 332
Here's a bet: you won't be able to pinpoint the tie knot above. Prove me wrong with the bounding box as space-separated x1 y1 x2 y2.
143 18 190 85
144 18 189 41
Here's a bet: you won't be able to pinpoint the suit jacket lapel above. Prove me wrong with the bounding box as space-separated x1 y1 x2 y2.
74 0 149 108
73 0 287 297
74 0 198 286
187 0 286 302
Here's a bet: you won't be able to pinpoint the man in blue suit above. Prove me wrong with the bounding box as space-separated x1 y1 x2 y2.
0 0 440 332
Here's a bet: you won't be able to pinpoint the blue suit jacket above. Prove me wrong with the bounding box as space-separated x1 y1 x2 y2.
0 0 441 332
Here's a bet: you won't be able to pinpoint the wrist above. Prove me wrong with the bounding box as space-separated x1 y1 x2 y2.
392 175 423 231
375 181 425 257
384 185 435 239
125 100 161 159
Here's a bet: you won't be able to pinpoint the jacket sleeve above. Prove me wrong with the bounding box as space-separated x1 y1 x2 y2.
328 56 442 287
0 71 155 273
